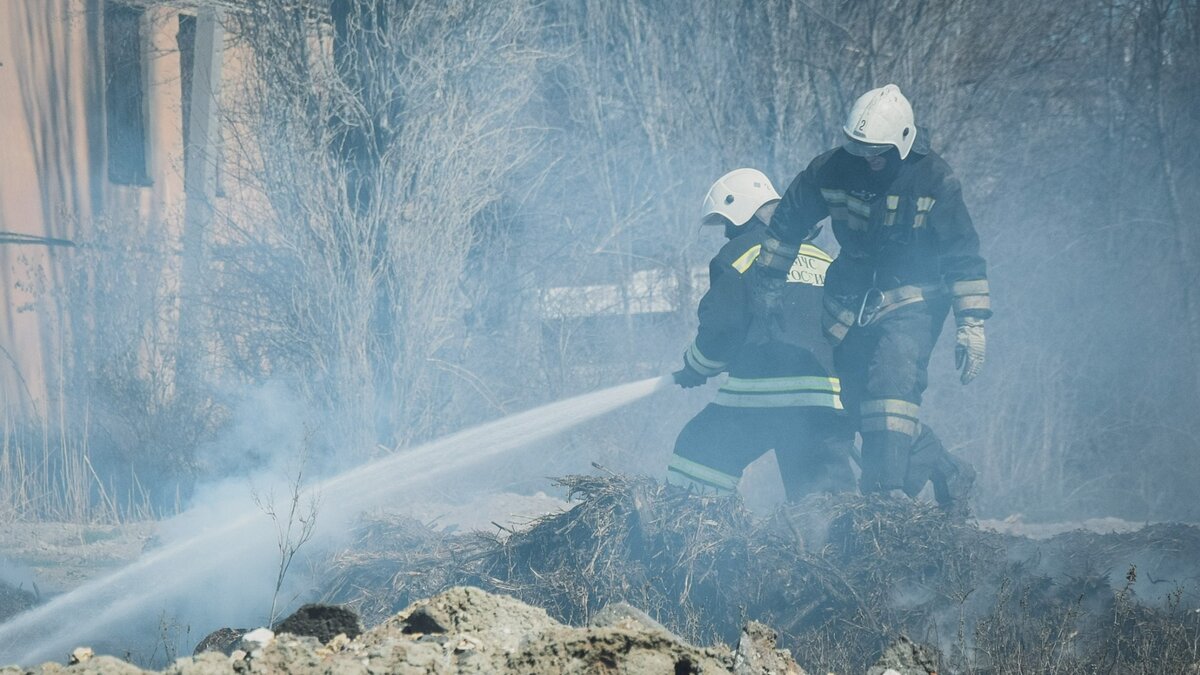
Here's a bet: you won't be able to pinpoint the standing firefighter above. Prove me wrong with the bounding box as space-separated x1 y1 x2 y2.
758 85 985 514
667 169 854 501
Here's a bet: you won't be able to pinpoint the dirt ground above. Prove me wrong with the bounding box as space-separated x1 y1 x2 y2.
0 522 157 596
977 514 1154 539
3 491 1198 673
0 492 566 599
0 499 1183 602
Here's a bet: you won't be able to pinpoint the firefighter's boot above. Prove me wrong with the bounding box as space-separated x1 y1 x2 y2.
934 454 976 518
906 425 976 517
859 430 911 494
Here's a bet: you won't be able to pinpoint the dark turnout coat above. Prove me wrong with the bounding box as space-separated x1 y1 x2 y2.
683 226 842 410
767 146 991 340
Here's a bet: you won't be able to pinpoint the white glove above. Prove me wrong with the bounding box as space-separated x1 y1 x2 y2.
955 317 986 385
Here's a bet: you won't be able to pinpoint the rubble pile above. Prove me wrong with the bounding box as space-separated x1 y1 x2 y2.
0 587 808 674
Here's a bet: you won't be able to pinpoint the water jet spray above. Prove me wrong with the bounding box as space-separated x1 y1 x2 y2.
0 376 668 666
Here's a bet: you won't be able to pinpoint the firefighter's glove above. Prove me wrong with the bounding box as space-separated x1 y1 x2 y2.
672 364 709 389
954 317 986 385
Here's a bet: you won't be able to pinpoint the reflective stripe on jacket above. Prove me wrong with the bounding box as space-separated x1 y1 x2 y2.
690 227 842 409
769 144 991 321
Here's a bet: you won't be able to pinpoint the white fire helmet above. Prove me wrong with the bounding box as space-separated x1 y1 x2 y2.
701 168 781 227
842 84 917 160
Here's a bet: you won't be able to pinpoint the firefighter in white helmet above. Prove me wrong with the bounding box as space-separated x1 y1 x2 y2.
757 85 985 515
667 169 855 501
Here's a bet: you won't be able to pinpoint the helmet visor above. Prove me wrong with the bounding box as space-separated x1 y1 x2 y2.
842 136 893 157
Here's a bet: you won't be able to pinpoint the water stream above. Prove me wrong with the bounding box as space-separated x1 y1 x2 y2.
0 376 667 666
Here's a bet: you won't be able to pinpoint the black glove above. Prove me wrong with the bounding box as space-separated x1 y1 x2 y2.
672 364 708 388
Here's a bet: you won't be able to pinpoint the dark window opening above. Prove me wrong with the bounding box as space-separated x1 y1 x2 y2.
103 1 151 186
177 13 196 173
176 12 225 197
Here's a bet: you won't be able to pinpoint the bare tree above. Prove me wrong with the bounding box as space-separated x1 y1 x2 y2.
211 0 546 455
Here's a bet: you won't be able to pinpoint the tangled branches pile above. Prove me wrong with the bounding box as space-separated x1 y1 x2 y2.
321 474 1200 673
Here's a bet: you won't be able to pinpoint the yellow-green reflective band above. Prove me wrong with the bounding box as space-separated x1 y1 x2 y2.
667 455 739 493
823 304 853 342
954 295 992 313
686 341 726 376
824 321 849 343
718 376 842 409
884 195 900 227
721 376 840 394
913 196 937 229
714 391 843 409
950 279 990 296
860 399 921 419
860 415 919 437
798 244 833 264
731 244 762 274
820 188 847 204
845 195 872 218
824 310 854 329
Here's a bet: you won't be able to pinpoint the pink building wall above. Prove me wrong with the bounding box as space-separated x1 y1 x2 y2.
0 1 195 418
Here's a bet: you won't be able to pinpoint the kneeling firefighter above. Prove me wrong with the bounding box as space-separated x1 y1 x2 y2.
666 168 855 501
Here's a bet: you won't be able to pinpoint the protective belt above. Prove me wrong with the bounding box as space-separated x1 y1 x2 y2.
856 283 944 326
714 376 843 409
822 282 944 344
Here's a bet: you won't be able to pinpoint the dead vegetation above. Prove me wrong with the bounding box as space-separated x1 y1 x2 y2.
0 581 35 625
322 473 1200 673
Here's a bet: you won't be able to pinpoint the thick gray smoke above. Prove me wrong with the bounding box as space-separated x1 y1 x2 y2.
0 377 666 666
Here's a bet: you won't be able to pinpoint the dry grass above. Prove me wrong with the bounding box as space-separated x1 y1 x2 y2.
0 412 155 525
321 472 1200 673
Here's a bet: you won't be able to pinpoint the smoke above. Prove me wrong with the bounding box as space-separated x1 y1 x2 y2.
0 376 667 667
0 559 35 597
190 380 311 479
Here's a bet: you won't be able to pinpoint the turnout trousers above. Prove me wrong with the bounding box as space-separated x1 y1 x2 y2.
667 405 855 502
834 301 975 505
